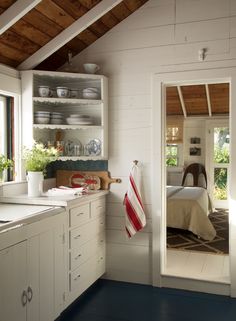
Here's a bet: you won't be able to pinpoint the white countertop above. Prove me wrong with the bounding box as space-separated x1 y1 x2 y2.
0 190 108 207
0 203 63 233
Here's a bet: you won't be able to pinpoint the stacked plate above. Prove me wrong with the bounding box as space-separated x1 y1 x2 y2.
82 87 100 99
66 114 93 125
34 111 50 124
50 112 63 124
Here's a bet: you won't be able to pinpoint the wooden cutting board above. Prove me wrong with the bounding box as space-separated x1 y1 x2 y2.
56 170 122 190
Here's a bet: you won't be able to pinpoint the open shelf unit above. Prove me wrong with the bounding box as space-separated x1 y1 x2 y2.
21 70 108 160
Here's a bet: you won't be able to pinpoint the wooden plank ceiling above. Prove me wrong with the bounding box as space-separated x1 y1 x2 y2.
166 83 229 117
0 0 148 70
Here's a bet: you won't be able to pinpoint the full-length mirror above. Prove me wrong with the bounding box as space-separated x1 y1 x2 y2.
165 82 230 282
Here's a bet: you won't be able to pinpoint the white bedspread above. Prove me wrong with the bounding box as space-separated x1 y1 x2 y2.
167 186 216 241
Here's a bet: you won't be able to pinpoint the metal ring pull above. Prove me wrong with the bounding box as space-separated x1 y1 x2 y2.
21 290 27 307
27 286 33 302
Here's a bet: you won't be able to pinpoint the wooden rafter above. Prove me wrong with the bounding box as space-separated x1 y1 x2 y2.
205 84 212 117
18 0 123 70
0 0 42 35
177 86 187 118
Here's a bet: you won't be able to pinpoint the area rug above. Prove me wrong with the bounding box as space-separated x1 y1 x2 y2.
167 209 229 254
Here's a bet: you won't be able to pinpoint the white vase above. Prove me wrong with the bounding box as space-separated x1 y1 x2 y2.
27 171 43 197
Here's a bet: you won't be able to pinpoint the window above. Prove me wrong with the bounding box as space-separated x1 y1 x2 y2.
166 117 183 167
0 94 17 182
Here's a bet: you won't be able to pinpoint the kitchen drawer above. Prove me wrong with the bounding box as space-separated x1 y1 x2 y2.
94 215 105 235
70 239 91 271
70 260 93 293
90 232 105 256
70 216 105 249
91 197 106 220
70 222 92 249
69 203 90 228
90 248 106 282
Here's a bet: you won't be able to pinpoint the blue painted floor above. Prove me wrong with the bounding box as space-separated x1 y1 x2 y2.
59 280 236 321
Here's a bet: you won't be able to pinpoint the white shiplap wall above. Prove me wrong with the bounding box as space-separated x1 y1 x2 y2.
60 0 236 285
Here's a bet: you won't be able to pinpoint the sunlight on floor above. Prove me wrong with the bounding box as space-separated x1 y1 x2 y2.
165 249 230 284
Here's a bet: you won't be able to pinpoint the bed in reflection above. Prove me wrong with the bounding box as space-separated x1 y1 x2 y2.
166 185 216 241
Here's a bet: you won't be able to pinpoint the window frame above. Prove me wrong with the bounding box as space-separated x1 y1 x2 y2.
0 90 21 183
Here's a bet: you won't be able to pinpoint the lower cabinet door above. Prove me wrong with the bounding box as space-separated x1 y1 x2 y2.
27 230 54 321
0 241 27 321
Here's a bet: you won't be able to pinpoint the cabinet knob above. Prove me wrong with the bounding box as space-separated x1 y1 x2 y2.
76 212 84 216
27 286 33 302
74 234 81 239
21 290 27 307
75 254 82 260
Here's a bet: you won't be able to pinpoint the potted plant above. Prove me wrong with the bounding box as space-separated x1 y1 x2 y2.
23 142 58 197
0 154 13 183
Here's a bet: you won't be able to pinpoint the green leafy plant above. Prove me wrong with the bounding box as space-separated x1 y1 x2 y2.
0 154 13 172
23 142 58 174
0 155 13 182
214 146 229 164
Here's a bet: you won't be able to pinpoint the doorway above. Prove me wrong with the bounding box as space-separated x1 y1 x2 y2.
151 66 236 296
164 83 230 282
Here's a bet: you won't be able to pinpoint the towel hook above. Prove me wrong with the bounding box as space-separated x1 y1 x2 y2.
133 160 138 165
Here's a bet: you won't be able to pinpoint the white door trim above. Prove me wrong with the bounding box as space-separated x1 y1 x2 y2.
151 66 236 297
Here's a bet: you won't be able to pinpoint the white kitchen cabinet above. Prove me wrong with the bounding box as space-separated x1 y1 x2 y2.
21 70 108 161
0 211 66 321
0 241 27 321
66 195 106 307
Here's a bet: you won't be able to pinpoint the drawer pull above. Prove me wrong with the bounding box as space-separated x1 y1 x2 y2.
74 274 81 281
75 254 82 260
100 240 104 243
100 222 104 225
76 212 84 216
74 234 81 239
97 205 103 209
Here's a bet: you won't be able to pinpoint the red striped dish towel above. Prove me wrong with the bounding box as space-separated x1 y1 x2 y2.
124 163 146 237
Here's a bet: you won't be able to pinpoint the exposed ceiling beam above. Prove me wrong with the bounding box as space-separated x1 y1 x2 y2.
177 86 187 118
0 0 42 35
18 0 123 70
205 84 212 117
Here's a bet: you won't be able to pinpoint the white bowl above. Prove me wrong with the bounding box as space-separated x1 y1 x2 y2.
34 111 50 115
56 87 69 98
50 114 63 119
83 87 99 93
83 63 100 74
50 119 63 125
82 92 99 99
34 117 50 124
66 118 79 125
38 86 52 97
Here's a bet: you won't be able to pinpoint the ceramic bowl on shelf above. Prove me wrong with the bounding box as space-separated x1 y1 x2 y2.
50 118 63 125
34 117 50 124
83 63 100 74
56 87 69 98
38 86 52 97
82 92 99 99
